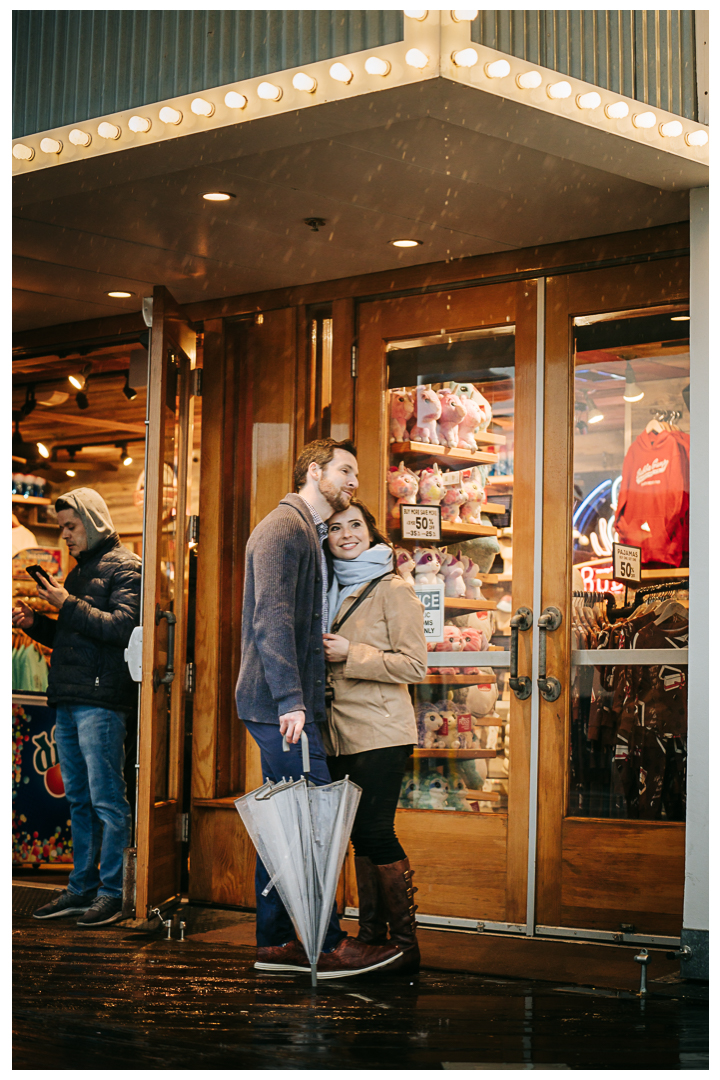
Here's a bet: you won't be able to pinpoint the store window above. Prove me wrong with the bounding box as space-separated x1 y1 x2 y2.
570 306 689 820
385 327 514 813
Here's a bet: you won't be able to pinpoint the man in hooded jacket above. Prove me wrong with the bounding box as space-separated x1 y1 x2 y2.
12 488 141 926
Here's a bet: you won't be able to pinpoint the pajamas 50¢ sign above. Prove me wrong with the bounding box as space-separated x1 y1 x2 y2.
400 504 441 541
613 542 641 585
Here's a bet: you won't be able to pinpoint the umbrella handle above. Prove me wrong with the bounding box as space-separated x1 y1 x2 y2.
282 730 311 775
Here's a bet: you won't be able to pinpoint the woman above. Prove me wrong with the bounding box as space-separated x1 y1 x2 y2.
322 499 427 973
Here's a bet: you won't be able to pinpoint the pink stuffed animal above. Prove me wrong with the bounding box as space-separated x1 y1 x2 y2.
417 464 445 506
456 397 485 451
396 547 416 582
390 389 415 443
428 625 464 674
410 385 442 445
459 477 486 524
440 478 468 523
459 555 484 600
387 461 419 524
413 547 443 585
438 549 466 598
436 389 468 449
451 382 493 433
457 627 488 674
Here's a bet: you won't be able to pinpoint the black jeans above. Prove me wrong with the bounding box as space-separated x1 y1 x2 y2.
327 744 414 865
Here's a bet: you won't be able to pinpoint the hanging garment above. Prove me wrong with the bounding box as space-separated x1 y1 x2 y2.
614 430 689 567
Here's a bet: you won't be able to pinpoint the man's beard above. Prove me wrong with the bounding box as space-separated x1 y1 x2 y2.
319 476 352 513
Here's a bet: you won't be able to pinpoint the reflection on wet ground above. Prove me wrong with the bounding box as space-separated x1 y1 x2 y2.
13 901 708 1070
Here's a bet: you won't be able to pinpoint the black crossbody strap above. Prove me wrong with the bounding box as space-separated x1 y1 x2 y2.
331 574 392 634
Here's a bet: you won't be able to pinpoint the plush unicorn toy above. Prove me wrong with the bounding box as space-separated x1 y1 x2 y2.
410 385 442 444
438 549 466 597
451 381 493 437
459 475 486 524
459 554 484 600
417 463 446 506
436 389 467 449
386 461 419 524
390 388 415 442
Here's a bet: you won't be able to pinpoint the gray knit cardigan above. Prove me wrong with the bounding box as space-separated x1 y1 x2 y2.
235 493 327 725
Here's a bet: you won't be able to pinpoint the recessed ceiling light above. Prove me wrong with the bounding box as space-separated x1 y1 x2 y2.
65 470 76 477
107 290 133 298
670 315 690 321
202 192 235 202
391 239 423 248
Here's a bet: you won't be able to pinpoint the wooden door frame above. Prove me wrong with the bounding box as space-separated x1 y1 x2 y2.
536 256 690 934
354 280 536 924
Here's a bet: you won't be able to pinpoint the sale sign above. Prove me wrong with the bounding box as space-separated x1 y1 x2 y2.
401 504 441 541
613 542 642 585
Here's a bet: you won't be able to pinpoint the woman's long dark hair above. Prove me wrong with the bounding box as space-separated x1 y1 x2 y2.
328 498 399 573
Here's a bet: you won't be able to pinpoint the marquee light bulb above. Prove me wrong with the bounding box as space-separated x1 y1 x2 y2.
224 92 247 109
452 10 478 20
686 129 708 147
13 143 35 160
191 97 214 117
547 80 572 99
257 81 282 101
403 10 427 19
485 59 510 78
453 48 479 68
329 63 353 84
516 70 542 89
577 91 601 110
40 137 62 154
97 122 120 139
159 106 182 124
69 128 91 146
365 56 391 76
633 111 657 129
128 115 151 133
659 121 683 138
405 48 429 69
292 72 317 92
605 101 629 119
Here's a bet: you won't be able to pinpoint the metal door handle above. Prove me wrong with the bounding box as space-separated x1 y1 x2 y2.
509 606 533 700
153 604 177 691
537 605 562 702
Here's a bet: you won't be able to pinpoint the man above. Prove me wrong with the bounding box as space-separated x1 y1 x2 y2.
12 489 141 927
236 438 401 978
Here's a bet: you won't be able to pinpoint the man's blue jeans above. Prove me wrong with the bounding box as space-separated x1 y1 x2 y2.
54 705 133 899
243 720 346 951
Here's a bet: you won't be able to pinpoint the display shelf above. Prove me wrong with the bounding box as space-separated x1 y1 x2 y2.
640 568 689 581
421 673 497 685
413 748 497 759
441 521 498 539
390 441 499 467
463 789 501 802
478 503 508 515
444 597 497 614
12 494 51 505
478 573 499 584
486 475 513 486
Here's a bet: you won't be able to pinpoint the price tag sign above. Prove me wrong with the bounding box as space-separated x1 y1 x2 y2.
400 504 441 541
413 582 445 642
613 542 641 585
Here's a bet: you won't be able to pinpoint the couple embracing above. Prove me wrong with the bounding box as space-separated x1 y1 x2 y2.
236 438 427 979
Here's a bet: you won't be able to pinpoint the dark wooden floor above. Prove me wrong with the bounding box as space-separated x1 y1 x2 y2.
13 888 708 1070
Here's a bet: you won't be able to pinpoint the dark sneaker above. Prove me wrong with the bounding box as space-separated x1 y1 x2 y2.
316 936 402 979
33 889 95 920
255 939 311 973
76 894 124 927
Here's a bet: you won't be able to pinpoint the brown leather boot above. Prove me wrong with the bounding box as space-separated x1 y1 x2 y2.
375 857 421 974
354 855 389 946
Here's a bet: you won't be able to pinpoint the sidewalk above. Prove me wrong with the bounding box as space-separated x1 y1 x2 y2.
14 885 707 1071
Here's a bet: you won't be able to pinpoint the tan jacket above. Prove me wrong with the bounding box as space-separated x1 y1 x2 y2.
325 574 427 755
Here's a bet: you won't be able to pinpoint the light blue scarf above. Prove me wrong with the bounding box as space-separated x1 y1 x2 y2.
327 544 394 630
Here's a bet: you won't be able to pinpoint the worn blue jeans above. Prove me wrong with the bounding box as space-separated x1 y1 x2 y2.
54 705 133 899
243 720 346 951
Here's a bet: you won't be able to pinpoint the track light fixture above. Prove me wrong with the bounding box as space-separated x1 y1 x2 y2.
75 390 89 410
69 364 91 391
121 443 133 466
122 373 137 401
622 362 644 402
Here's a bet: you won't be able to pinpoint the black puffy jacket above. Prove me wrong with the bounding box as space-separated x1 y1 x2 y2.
28 534 142 710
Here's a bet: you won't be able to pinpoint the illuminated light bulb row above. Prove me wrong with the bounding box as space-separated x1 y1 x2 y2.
404 9 478 18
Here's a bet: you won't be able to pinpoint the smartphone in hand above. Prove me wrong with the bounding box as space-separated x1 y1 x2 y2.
25 564 54 589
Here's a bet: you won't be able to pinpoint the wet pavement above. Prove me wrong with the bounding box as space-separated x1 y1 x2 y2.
13 892 708 1070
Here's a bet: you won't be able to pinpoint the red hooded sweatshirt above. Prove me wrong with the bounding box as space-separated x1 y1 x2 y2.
614 430 689 567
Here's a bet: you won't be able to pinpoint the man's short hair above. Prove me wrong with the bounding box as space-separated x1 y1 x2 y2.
55 498 76 514
293 438 357 492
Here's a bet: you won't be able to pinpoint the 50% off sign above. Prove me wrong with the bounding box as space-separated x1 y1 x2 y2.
400 504 441 541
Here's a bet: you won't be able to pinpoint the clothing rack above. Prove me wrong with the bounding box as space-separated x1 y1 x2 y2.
608 578 687 622
649 408 683 423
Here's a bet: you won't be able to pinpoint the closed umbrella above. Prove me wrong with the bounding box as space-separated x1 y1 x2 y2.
235 732 361 986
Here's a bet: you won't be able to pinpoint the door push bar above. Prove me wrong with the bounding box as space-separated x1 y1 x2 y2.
509 607 533 700
537 606 562 702
153 604 177 691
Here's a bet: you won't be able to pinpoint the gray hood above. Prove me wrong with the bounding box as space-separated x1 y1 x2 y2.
58 487 116 551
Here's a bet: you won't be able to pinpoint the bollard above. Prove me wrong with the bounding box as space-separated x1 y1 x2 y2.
634 949 651 995
163 918 173 940
179 921 186 942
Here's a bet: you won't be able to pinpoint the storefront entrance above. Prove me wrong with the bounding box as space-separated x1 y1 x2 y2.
349 255 689 942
